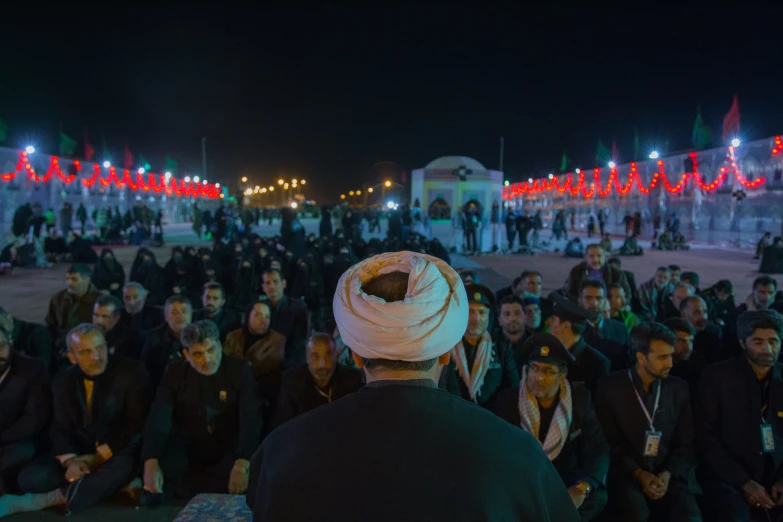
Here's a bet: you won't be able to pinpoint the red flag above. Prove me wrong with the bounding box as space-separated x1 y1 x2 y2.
611 139 619 161
124 144 133 169
722 94 741 142
83 129 95 161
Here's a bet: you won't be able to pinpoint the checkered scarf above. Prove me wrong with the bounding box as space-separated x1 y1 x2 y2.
452 331 494 403
518 366 573 460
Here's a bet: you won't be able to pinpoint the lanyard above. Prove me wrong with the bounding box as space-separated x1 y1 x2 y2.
628 370 661 431
315 385 332 403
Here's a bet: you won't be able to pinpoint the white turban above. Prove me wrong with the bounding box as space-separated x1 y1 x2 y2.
333 251 469 361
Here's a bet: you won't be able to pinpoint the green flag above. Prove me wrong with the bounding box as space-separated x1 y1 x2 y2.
59 132 78 156
560 150 569 172
632 128 640 161
595 139 611 164
691 106 712 150
0 118 8 142
101 134 109 158
165 157 178 173
139 154 152 171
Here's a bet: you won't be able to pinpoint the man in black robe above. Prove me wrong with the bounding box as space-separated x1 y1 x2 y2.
119 282 163 333
724 276 778 359
0 307 52 371
1 324 151 516
141 295 193 388
193 282 242 343
92 295 144 360
656 283 695 323
546 295 610 396
247 253 579 521
444 284 519 409
0 327 50 495
680 295 725 364
663 318 704 394
261 268 308 369
273 332 362 429
579 280 631 371
494 333 610 521
142 320 260 501
595 322 701 521
695 309 783 521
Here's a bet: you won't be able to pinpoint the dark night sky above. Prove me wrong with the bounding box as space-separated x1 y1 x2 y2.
1 7 782 203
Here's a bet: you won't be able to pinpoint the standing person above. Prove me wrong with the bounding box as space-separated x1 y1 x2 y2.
595 322 701 522
246 251 580 521
490 200 501 252
598 210 606 237
75 204 87 235
59 203 73 237
695 310 783 522
319 206 333 239
463 205 478 255
587 214 596 238
532 210 543 248
624 212 634 237
504 207 516 252
452 210 464 254
261 269 308 369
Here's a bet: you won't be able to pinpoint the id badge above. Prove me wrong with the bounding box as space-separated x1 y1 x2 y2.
644 430 662 457
761 424 775 453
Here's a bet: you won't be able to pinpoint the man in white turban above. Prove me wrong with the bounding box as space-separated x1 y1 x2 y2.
246 251 579 522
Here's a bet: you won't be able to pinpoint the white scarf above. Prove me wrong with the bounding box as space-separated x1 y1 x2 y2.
452 331 494 402
518 366 573 460
333 251 468 361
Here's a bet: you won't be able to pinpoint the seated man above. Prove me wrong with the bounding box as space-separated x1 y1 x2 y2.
657 231 673 250
596 322 700 522
565 244 630 301
272 333 362 429
142 321 260 501
494 333 610 521
618 234 643 256
680 295 725 365
193 282 241 343
0 306 52 371
565 237 584 258
261 269 308 369
2 324 151 516
118 282 163 333
696 310 783 522
45 264 101 359
663 318 704 394
599 233 613 255
673 232 690 251
607 283 638 334
755 232 772 260
141 295 193 388
0 326 50 496
579 280 631 371
92 295 144 360
657 283 695 323
496 295 529 373
638 266 673 322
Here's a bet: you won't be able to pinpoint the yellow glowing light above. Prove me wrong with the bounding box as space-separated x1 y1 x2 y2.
340 194 346 199
384 180 391 187
349 191 354 196
284 183 289 189
292 179 298 184
356 190 362 195
241 176 248 183
255 185 260 191
301 180 306 185
278 179 284 185
269 186 274 191
368 187 373 193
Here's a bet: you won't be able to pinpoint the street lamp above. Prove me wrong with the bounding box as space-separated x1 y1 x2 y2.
284 183 289 189
341 194 346 199
193 176 200 183
608 161 616 169
241 176 248 182
255 185 260 191
184 176 191 182
301 180 306 185
25 145 35 154
368 187 374 193
292 179 298 184
103 161 111 168
731 138 741 147
278 179 284 185
269 186 274 191
649 151 659 159
349 190 355 196
384 180 392 188
356 190 361 195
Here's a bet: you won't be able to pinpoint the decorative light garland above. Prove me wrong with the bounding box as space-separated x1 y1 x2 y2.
502 144 767 200
0 150 219 198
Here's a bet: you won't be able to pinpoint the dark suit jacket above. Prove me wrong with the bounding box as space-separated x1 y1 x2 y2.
696 357 783 489
11 318 52 371
45 286 101 350
444 336 520 408
694 322 725 364
49 357 152 457
105 325 144 360
566 262 630 301
583 318 631 372
268 296 309 370
0 352 50 444
494 384 609 488
272 364 363 429
247 381 580 522
595 369 696 480
141 325 185 389
193 308 242 343
567 337 611 397
119 306 163 333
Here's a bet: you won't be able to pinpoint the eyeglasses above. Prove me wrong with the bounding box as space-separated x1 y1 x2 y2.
528 365 561 377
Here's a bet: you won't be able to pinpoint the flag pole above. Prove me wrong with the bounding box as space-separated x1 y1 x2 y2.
201 137 207 180
499 136 505 172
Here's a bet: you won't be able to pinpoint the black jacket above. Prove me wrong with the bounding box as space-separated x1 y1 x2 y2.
567 337 611 397
193 308 243 343
119 306 163 333
247 381 580 522
595 369 696 480
494 383 609 488
142 355 261 465
49 357 152 457
696 357 783 489
272 364 363 429
141 325 185 388
105 325 144 360
694 322 726 364
268 296 309 370
0 352 50 444
583 318 631 372
11 318 52 371
444 335 520 408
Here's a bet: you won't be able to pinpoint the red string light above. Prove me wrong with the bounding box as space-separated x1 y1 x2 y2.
773 136 782 156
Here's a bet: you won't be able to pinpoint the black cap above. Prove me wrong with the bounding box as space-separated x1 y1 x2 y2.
524 333 575 368
465 283 495 309
550 293 597 325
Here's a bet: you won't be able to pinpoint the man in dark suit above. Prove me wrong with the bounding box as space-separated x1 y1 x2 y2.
723 276 778 361
595 322 701 522
495 295 531 373
247 254 579 521
0 307 52 371
119 282 164 333
565 244 630 301
273 332 362 429
0 326 50 495
680 295 725 364
546 295 611 396
695 309 783 521
92 295 144 360
656 283 695 323
45 264 101 361
141 295 193 388
445 284 519 408
1 324 151 516
579 280 631 371
262 269 308 369
663 318 705 394
193 282 242 343
494 333 610 521
142 320 260 501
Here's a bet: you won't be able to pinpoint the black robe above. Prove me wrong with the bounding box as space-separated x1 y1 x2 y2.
583 318 631 372
269 296 309 370
247 380 580 522
0 352 50 446
91 249 126 298
193 308 243 343
567 337 611 397
105 325 144 360
119 306 163 333
141 325 185 389
10 318 52 371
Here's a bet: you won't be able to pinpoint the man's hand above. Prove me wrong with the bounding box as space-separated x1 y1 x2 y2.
228 459 250 495
656 470 672 496
567 485 586 509
64 459 91 483
143 459 164 495
771 480 783 505
743 480 775 509
634 469 665 500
